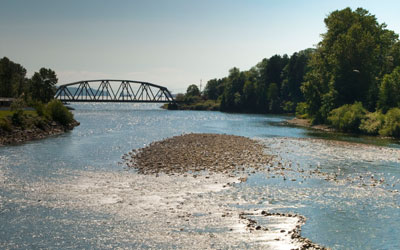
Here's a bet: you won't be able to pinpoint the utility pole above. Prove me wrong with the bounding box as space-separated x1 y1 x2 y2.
199 79 202 92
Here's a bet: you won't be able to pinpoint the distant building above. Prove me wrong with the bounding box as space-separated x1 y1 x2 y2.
0 98 15 107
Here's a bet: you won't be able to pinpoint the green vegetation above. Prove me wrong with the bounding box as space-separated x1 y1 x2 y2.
327 102 367 133
173 49 312 114
46 99 74 126
0 57 57 103
359 111 385 135
172 7 400 138
0 99 75 134
0 58 76 136
380 108 400 137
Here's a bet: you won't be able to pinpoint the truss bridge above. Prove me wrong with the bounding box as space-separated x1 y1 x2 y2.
55 79 176 103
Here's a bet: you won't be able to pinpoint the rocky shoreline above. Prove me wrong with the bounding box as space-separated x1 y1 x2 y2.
0 120 79 146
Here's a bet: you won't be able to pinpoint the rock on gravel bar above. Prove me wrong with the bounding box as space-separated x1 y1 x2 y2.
124 133 273 174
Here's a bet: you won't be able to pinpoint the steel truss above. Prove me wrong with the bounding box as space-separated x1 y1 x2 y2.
55 79 176 103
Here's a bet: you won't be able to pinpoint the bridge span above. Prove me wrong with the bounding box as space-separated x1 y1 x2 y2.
55 79 176 103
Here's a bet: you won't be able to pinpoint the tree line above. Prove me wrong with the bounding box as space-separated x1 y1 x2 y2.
0 57 57 103
0 57 74 131
181 7 400 137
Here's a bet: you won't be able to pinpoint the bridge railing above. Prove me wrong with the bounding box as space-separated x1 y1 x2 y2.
55 79 176 103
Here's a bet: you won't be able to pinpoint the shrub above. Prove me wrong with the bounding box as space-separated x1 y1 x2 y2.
34 117 48 130
0 118 12 132
359 112 385 135
32 101 47 117
295 102 309 118
184 95 201 104
45 100 74 126
328 102 367 132
379 108 400 138
11 110 25 127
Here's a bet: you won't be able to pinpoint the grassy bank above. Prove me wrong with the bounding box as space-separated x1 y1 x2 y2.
0 100 79 145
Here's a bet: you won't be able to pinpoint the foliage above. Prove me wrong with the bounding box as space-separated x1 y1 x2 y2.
0 118 12 132
282 101 295 113
11 110 25 127
32 101 46 117
359 111 385 135
45 99 74 126
327 102 367 132
379 108 400 138
184 95 201 104
377 66 400 113
0 57 27 98
204 78 225 100
0 57 58 103
302 8 400 122
295 102 309 118
186 84 200 97
10 97 26 112
29 68 58 103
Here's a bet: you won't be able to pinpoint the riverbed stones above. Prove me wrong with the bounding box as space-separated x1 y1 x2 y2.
124 133 273 175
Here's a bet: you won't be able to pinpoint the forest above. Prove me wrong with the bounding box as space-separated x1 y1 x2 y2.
179 8 400 138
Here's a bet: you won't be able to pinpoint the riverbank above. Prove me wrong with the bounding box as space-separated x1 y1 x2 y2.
0 119 79 146
285 117 335 132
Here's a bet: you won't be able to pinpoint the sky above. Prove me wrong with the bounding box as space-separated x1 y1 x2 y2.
1 0 399 93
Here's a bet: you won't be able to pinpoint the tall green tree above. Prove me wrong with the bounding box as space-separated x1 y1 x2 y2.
302 7 399 123
186 84 200 97
220 68 246 111
204 78 225 100
0 57 28 98
30 68 58 103
281 49 314 105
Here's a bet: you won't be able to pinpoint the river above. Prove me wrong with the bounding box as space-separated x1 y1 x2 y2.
1 103 399 249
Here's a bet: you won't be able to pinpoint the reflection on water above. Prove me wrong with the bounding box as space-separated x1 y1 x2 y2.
0 103 399 249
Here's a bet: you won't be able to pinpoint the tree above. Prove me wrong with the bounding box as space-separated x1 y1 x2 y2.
267 83 280 113
377 66 400 113
301 7 399 123
29 68 58 103
281 49 313 104
185 84 200 97
204 79 221 100
0 57 27 98
220 68 246 111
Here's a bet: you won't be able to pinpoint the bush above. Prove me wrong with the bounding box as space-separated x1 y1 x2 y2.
45 100 74 126
184 95 201 104
295 102 309 118
32 101 47 117
379 108 400 138
11 110 25 127
359 112 385 135
328 102 367 132
34 117 48 130
0 118 12 132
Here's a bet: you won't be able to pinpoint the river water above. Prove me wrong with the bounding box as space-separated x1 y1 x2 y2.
0 103 399 249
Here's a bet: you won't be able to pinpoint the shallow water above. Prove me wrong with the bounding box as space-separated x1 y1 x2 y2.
1 103 399 249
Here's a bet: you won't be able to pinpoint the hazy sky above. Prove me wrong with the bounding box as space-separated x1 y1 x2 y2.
1 0 399 93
